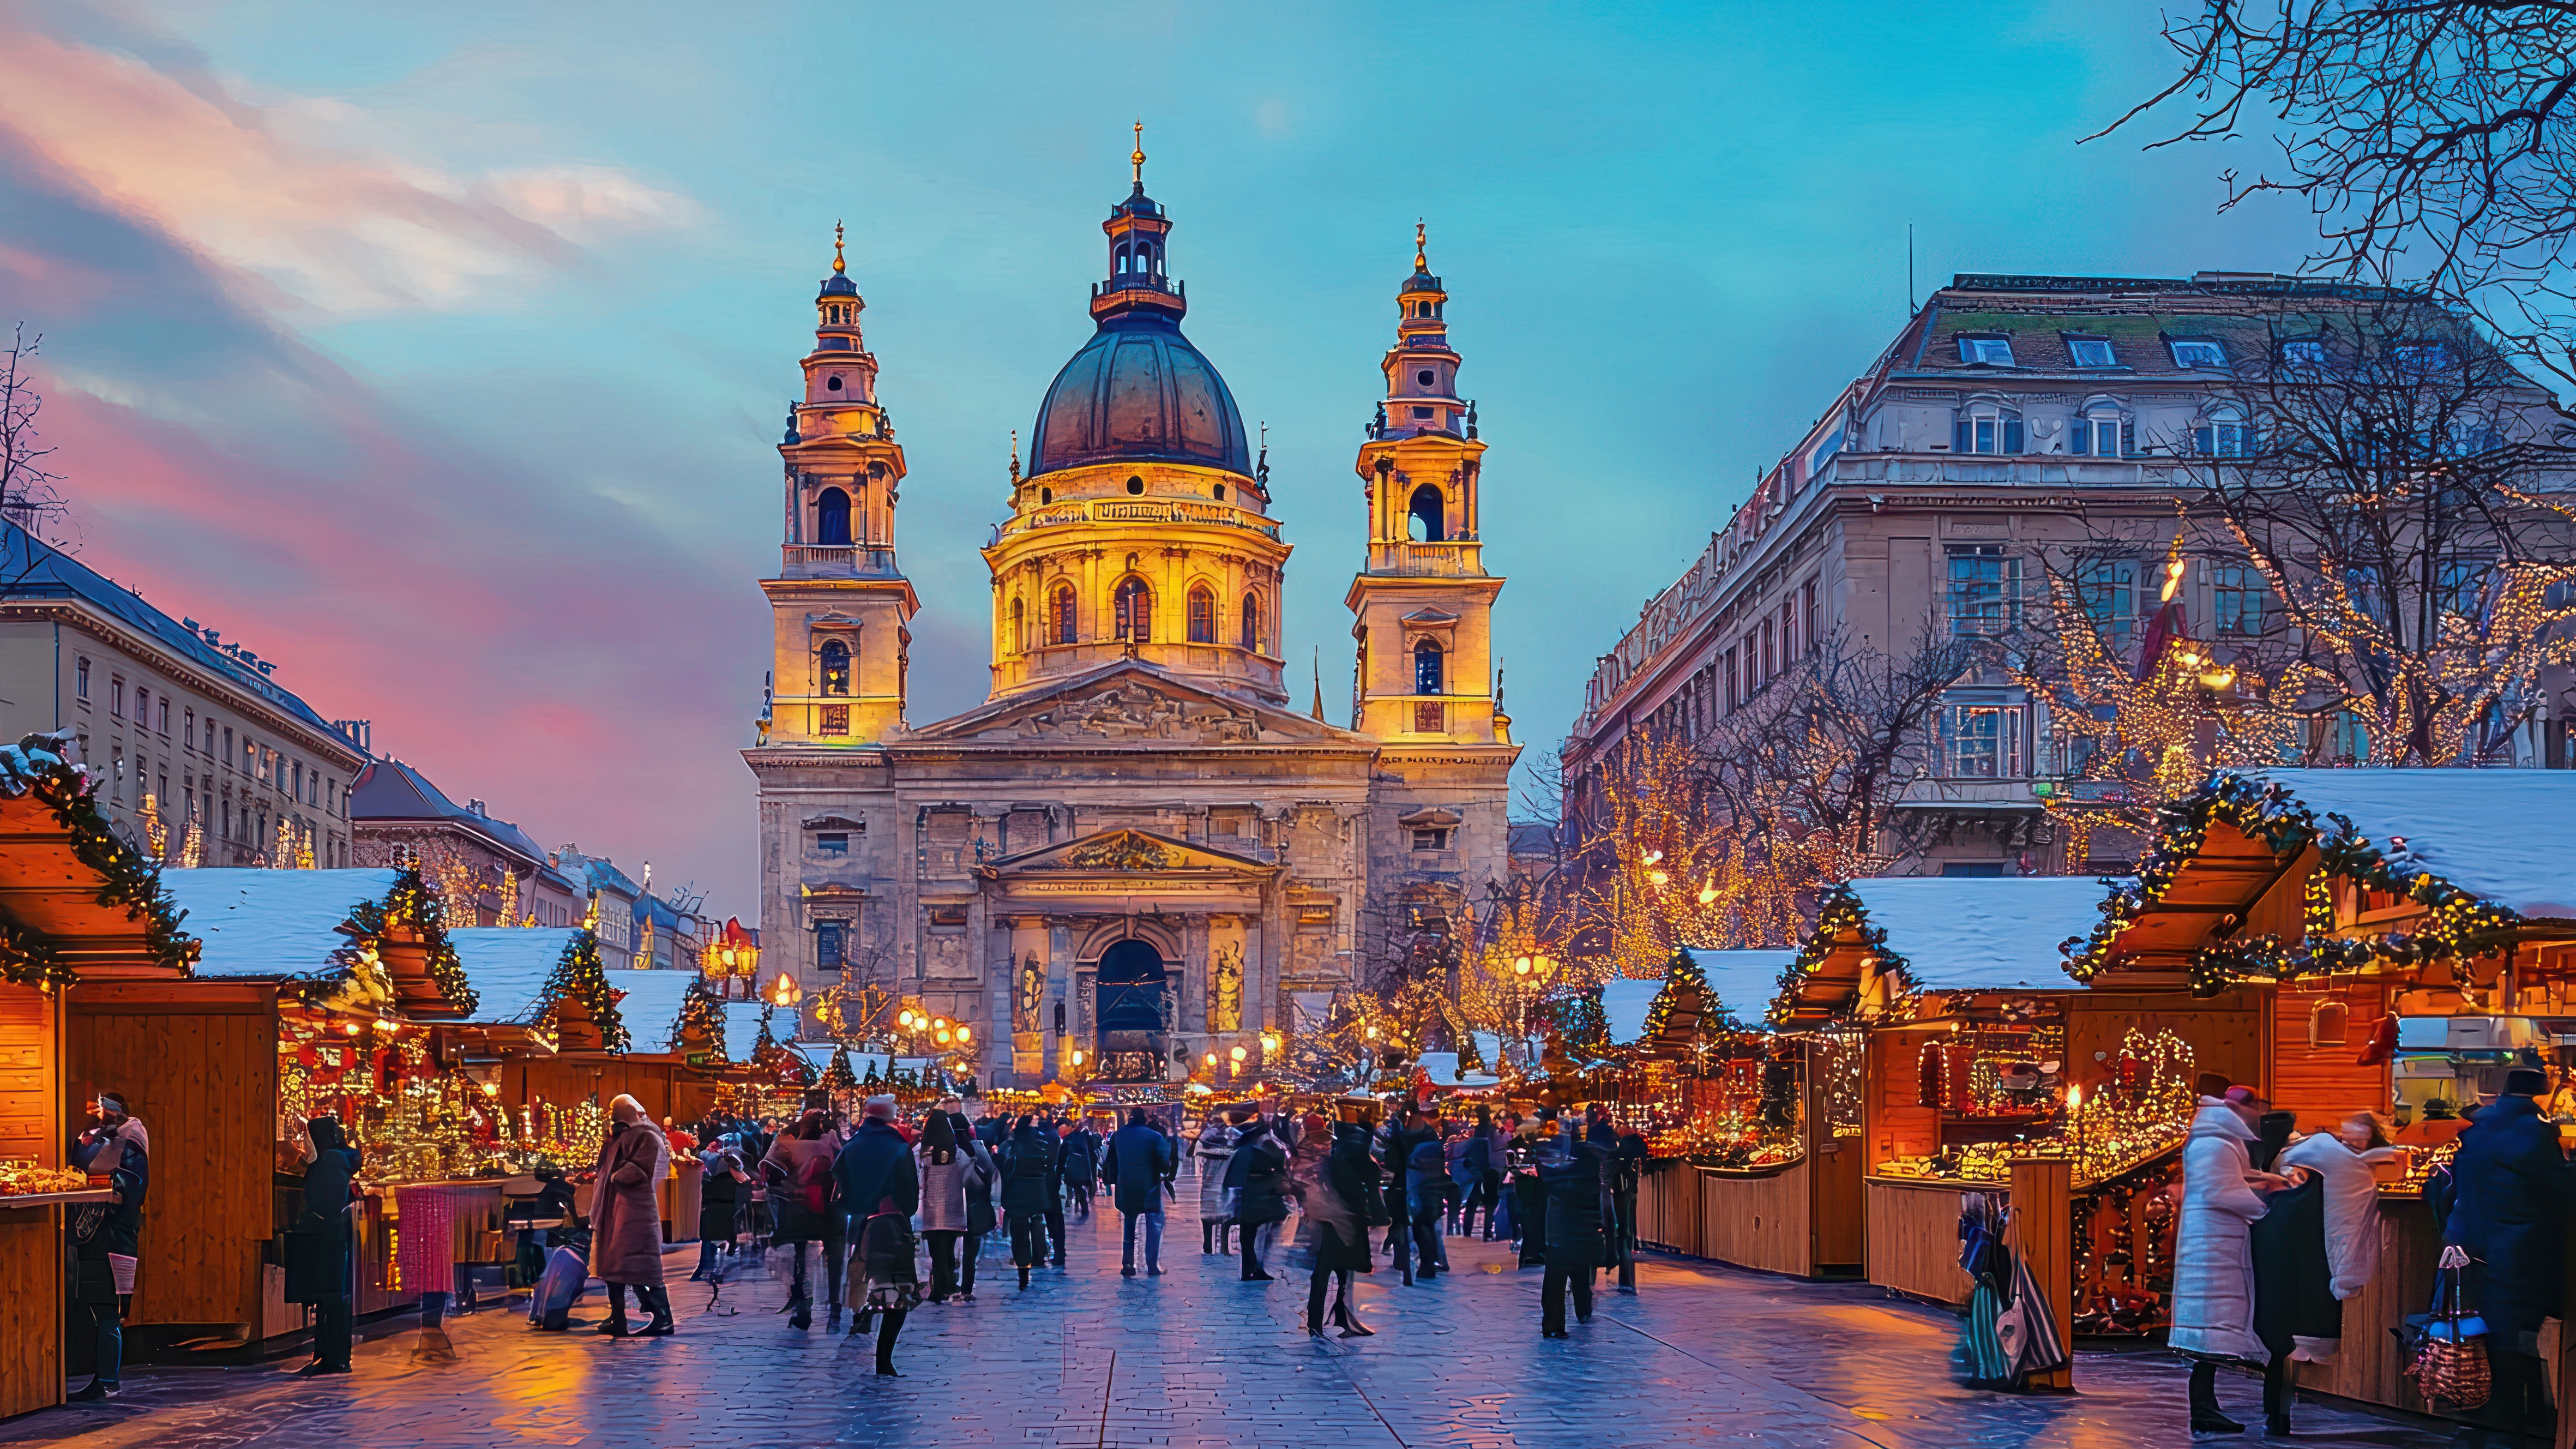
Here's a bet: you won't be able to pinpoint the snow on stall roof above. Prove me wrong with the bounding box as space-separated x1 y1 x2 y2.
448 928 579 1025
1415 1050 1501 1089
603 970 699 1055
1601 978 1663 1046
1682 949 1802 1029
1845 876 2125 992
720 1001 771 1062
2244 768 2576 918
160 868 399 978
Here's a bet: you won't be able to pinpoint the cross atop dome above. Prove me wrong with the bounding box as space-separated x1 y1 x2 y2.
1131 120 1146 193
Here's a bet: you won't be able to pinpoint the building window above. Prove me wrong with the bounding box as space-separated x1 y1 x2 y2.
820 639 851 696
2277 338 2328 376
2069 410 2130 458
1941 701 2027 778
1052 586 1078 645
1802 578 1821 656
1416 369 1435 387
111 679 123 719
816 487 853 546
222 727 233 768
2193 408 2252 458
1941 862 2006 878
157 697 170 733
75 658 88 700
1009 597 1025 654
2066 336 2116 368
2168 339 2228 370
1411 828 1452 851
1804 425 1843 483
1760 618 1776 680
183 709 195 750
1722 648 1740 712
1953 410 2023 455
1413 640 1444 695
815 832 850 856
1959 335 2015 366
1407 485 1445 543
2077 559 2138 646
817 921 846 969
1187 586 1217 644
2211 563 2266 636
135 688 148 728
1126 476 1145 496
1946 546 2021 636
1239 592 1262 652
1114 577 1153 642
820 705 850 735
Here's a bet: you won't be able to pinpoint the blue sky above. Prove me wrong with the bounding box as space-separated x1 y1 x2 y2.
0 1 2318 916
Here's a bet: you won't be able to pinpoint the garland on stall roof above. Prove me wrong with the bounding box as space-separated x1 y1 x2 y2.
821 1044 859 1091
2060 770 2523 994
748 1008 818 1088
546 929 629 1053
0 730 197 985
677 977 728 1061
1641 947 1714 1041
1765 882 1917 1026
344 863 479 1016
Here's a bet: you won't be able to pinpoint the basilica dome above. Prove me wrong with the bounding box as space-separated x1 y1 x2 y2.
1028 310 1250 478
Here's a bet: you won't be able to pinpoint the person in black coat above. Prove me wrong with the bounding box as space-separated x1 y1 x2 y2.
1609 1120 1648 1290
1229 1120 1291 1281
1538 1139 1609 1337
2439 1068 2576 1439
1104 1108 1176 1276
998 1117 1060 1290
67 1093 147 1403
1062 1120 1102 1218
1307 1122 1387 1336
834 1099 921 1376
1041 1116 1073 1265
288 1116 361 1376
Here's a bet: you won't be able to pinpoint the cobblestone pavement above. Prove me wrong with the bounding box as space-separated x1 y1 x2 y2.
5 1187 2459 1448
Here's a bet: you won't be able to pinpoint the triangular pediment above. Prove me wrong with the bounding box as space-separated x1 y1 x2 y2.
980 828 1278 881
902 662 1362 746
1401 606 1461 627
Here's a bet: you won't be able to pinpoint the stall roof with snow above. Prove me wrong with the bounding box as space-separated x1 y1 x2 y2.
0 732 196 985
2067 768 2576 986
1772 876 2123 1025
448 927 623 1050
159 866 478 1018
603 970 701 1056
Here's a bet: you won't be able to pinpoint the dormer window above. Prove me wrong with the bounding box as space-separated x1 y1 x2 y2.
1959 335 2015 366
1416 369 1435 387
2065 336 2116 368
2168 339 2229 369
1952 405 2024 455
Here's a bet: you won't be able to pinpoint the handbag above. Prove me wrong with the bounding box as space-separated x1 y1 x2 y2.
1995 1248 2069 1376
2400 1262 2491 1409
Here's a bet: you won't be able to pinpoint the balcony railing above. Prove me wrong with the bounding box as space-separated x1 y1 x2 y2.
1368 541 1484 576
781 544 900 578
995 497 1281 543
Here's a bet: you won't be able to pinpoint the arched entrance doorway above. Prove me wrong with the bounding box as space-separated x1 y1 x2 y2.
1094 939 1167 1079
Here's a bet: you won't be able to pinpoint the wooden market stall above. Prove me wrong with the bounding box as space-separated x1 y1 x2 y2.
70 865 483 1356
2077 769 2576 1441
1610 949 1870 1277
0 732 196 1417
1771 875 2264 1336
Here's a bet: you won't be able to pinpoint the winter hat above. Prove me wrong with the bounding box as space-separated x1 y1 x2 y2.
2506 1067 2550 1097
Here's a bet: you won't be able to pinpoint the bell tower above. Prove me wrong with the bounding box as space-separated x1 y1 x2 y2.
1346 226 1504 744
761 225 918 745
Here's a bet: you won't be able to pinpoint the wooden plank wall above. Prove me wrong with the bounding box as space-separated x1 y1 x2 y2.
0 981 61 1416
1634 1165 1703 1257
67 997 276 1330
508 1057 685 1126
1701 1165 1811 1276
2286 1197 2441 1414
1812 1142 1865 1268
1865 1178 1982 1304
2069 991 2265 1102
1868 1032 1940 1168
2267 977 2390 1134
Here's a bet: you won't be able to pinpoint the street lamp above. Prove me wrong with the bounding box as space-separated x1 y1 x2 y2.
768 972 802 1009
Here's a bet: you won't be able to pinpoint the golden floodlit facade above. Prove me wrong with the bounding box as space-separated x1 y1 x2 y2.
745 147 1516 1088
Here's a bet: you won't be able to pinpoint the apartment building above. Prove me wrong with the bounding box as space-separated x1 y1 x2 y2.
1562 272 2566 876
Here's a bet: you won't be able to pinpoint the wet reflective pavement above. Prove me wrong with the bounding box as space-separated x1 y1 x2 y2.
4 1186 2457 1448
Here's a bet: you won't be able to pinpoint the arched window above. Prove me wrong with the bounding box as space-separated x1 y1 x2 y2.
1051 586 1078 645
1187 586 1216 644
1416 300 1433 318
1415 639 1445 695
1239 592 1262 652
1114 578 1153 643
820 640 851 696
1407 485 1445 543
816 488 853 545
1010 597 1026 654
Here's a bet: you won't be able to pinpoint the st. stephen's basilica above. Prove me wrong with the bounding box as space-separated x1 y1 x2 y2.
745 133 1515 1088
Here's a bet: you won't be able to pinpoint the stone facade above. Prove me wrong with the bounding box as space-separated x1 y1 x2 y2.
745 168 1516 1086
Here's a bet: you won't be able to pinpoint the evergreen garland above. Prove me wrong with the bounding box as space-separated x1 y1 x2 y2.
1767 882 1917 1026
822 1045 859 1091
545 929 629 1052
677 978 727 1062
2060 771 2524 996
1640 947 1710 1043
748 1008 818 1087
0 730 196 985
344 863 480 1016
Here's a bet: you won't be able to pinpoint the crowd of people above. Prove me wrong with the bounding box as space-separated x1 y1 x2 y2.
51 1087 1653 1402
2164 1068 2574 1443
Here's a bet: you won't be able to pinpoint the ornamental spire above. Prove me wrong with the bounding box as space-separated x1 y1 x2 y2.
832 219 846 275
1131 120 1146 193
1415 219 1428 273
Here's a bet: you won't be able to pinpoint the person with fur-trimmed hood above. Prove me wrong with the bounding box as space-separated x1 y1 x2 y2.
2169 1089 2291 1434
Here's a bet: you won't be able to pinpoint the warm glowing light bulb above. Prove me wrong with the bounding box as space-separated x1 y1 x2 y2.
1230 1045 1247 1062
1698 881 1718 905
1649 870 1670 887
1642 850 1663 865
1260 1033 1279 1053
935 1027 952 1044
482 1081 501 1097
956 1025 971 1043
932 1017 948 1031
342 1022 362 1037
1204 1052 1218 1067
1513 957 1531 976
1365 1025 1379 1039
2066 1082 2084 1110
1070 1049 1084 1066
899 1010 916 1027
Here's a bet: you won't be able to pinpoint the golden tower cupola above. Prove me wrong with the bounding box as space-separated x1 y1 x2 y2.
981 129 1291 707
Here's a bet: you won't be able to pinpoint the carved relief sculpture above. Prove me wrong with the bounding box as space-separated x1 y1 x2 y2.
1057 832 1175 872
1016 952 1044 1033
1211 942 1243 1032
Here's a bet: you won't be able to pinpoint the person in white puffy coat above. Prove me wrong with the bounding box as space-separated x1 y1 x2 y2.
1193 1116 1239 1255
2170 1093 2289 1433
